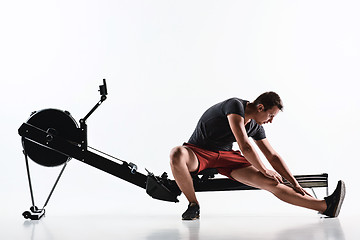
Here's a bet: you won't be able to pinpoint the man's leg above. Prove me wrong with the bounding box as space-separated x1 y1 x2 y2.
231 166 327 212
170 146 199 204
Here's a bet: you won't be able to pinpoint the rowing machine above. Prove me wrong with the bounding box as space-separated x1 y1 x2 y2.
18 79 329 220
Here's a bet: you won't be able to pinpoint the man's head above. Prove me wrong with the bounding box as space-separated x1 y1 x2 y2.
253 91 283 111
252 91 283 125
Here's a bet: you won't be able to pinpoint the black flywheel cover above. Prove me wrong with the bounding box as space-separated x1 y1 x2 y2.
22 109 78 167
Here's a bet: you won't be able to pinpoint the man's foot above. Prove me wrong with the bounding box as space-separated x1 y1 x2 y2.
322 180 346 218
182 202 200 220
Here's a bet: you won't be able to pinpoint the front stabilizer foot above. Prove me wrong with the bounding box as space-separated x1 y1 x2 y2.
146 173 180 203
22 206 45 220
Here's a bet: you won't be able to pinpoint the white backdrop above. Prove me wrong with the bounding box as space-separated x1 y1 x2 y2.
1 0 359 218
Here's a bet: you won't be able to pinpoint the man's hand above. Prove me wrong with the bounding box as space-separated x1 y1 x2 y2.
263 169 283 183
292 183 313 197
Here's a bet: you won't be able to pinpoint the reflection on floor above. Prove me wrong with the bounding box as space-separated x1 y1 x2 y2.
2 214 359 240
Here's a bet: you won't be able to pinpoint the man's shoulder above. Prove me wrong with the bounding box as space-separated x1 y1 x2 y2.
225 97 245 102
247 119 266 140
221 97 248 116
223 97 248 106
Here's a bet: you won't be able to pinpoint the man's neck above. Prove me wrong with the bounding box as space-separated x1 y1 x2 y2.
244 102 256 125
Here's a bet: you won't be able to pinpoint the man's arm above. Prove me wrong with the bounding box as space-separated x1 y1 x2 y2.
227 114 283 183
255 138 311 196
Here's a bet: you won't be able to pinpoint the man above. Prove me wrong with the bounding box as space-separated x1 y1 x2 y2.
170 92 345 220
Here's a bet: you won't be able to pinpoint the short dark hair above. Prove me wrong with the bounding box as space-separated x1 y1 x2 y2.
253 92 283 111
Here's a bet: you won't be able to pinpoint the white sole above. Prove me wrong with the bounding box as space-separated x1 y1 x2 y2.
334 180 346 217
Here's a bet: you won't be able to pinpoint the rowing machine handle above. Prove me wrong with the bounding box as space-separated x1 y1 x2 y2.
99 79 107 96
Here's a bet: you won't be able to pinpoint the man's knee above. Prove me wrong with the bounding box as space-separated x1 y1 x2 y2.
170 146 187 166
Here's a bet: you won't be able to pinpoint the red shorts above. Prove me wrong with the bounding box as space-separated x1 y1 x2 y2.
183 143 252 179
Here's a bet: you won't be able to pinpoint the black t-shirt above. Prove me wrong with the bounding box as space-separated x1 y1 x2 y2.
188 98 266 151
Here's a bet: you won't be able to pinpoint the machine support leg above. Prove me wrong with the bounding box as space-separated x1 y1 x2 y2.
42 162 68 209
24 150 36 208
326 186 329 197
310 187 318 199
22 151 68 220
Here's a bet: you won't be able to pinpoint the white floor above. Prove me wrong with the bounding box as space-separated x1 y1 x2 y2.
1 213 359 240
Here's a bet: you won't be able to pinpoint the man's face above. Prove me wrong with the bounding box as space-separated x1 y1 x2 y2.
254 105 280 125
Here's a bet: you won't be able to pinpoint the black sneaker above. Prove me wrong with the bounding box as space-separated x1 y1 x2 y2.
182 202 200 220
323 180 346 218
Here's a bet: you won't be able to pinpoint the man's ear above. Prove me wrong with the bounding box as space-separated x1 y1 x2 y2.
257 104 264 112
